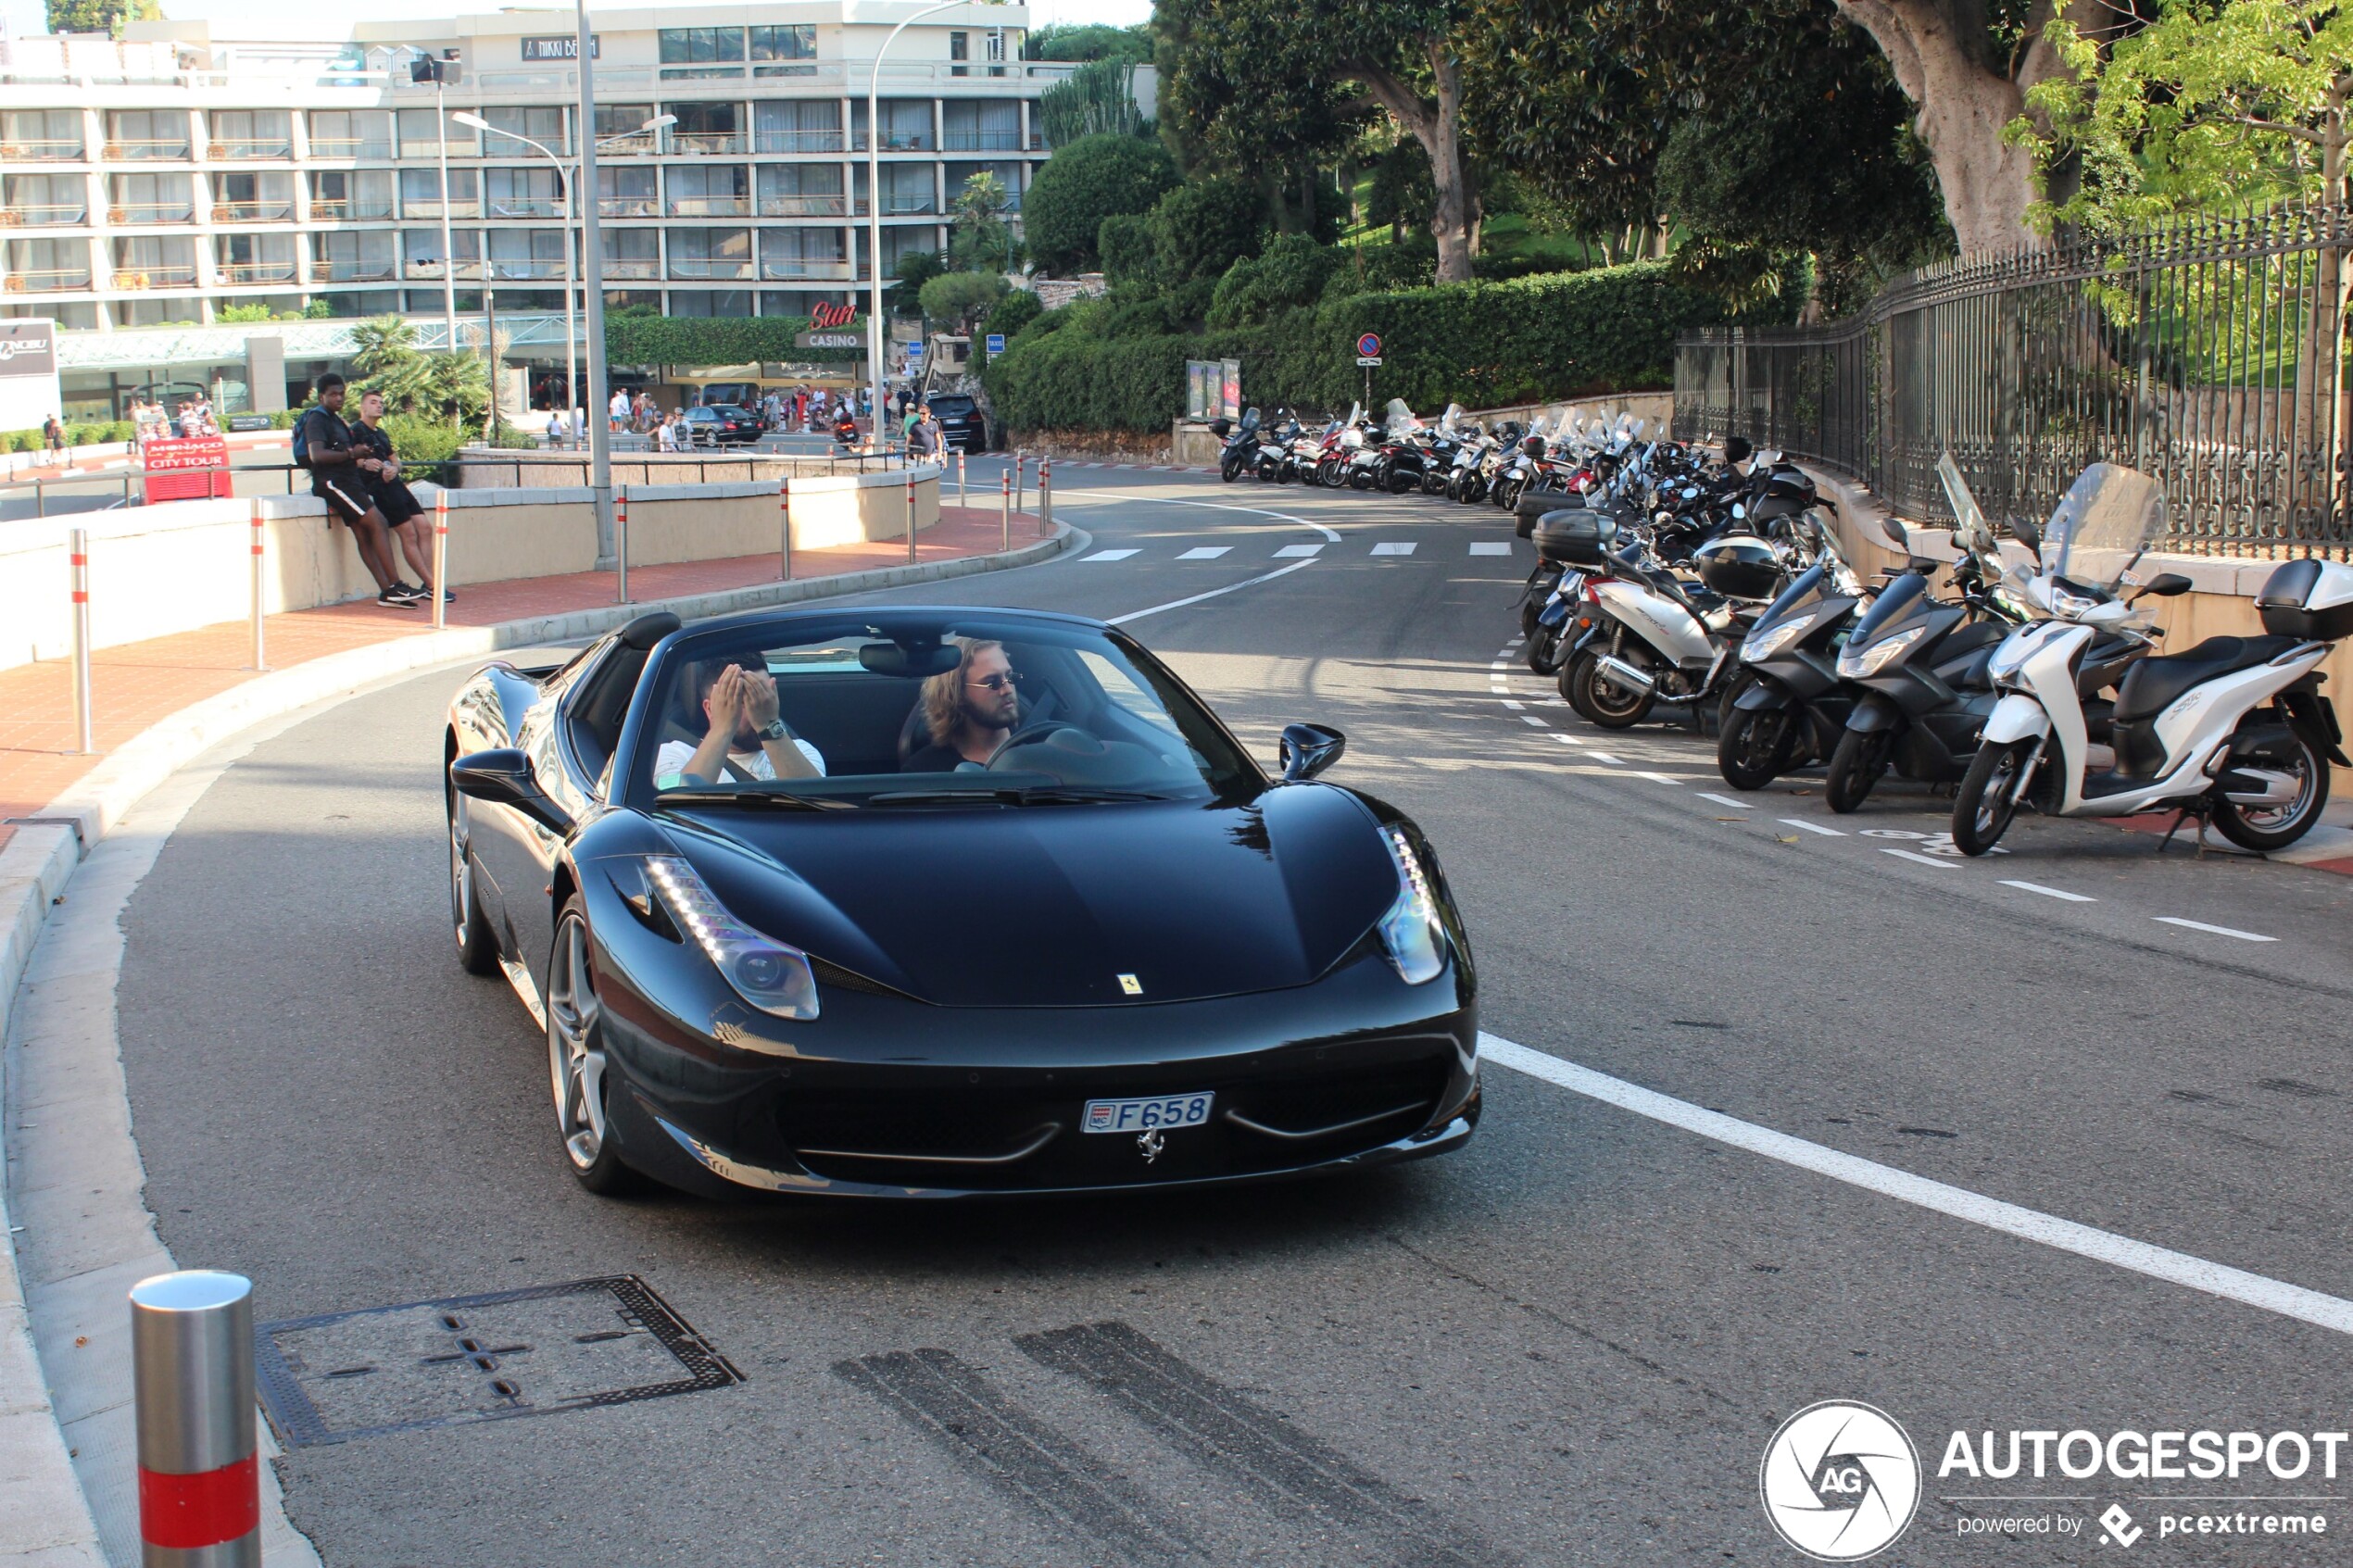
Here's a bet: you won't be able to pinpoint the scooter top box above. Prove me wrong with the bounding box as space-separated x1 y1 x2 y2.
2255 558 2353 643
1531 508 1616 565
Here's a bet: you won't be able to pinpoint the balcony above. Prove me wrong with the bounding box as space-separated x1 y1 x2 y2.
753 130 844 154
209 138 293 160
488 258 568 280
104 139 189 160
217 260 297 283
3 269 93 292
487 198 565 218
108 203 194 225
669 257 755 280
403 258 484 281
759 194 848 218
600 258 660 279
308 139 394 160
943 131 1021 152
595 132 659 156
849 133 934 153
112 267 198 289
311 259 397 282
209 201 295 223
598 197 660 218
852 196 938 217
669 132 747 156
0 205 88 227
667 195 751 217
0 139 84 160
400 200 483 220
308 199 396 220
759 258 850 281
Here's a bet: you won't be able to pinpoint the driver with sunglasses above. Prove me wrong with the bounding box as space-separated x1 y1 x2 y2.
906 638 1025 771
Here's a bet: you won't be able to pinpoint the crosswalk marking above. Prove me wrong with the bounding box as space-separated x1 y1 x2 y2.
1468 542 1513 557
1370 542 1417 556
1175 546 1231 559
1272 544 1325 558
1082 548 1140 562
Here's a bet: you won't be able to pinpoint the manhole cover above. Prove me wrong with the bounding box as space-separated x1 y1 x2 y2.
256 1274 740 1447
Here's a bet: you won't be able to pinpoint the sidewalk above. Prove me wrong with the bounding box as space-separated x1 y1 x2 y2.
0 503 1044 852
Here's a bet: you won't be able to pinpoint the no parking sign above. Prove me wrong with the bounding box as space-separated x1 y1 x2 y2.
1354 332 1382 367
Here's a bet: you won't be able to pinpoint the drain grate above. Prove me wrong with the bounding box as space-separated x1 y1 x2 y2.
256 1274 740 1447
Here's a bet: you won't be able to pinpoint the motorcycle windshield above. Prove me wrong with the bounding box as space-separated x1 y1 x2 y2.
1385 399 1420 435
1846 571 1931 645
2044 462 2166 593
1441 402 1465 433
1754 561 1831 630
1239 408 1261 433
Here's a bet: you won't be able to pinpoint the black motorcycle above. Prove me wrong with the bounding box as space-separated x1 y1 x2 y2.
1214 409 1259 483
1716 558 1867 790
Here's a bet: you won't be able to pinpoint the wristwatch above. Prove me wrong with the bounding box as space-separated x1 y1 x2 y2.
758 719 789 742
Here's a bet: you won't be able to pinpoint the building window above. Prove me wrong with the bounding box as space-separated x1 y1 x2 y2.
758 226 845 280
667 227 752 280
6 236 92 291
209 110 292 160
405 288 483 311
3 174 87 226
854 163 936 216
215 232 297 284
594 102 659 148
850 99 933 152
659 26 745 78
942 101 1020 152
318 230 396 282
3 109 84 160
307 110 392 160
310 169 395 220
950 30 969 75
668 289 753 318
485 166 564 218
482 106 569 157
108 172 194 224
106 109 188 159
321 289 401 320
597 165 658 218
753 100 841 154
749 23 815 75
487 229 567 281
401 227 481 279
756 162 845 217
396 109 474 159
987 27 1007 75
399 167 479 218
666 164 749 217
600 227 659 280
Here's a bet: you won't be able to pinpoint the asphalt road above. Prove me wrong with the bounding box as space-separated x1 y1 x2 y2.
110 461 2353 1565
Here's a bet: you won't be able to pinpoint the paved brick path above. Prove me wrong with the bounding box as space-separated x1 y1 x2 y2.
0 504 1041 850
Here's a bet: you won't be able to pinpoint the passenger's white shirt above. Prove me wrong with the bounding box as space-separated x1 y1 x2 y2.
653 737 825 787
610 392 629 419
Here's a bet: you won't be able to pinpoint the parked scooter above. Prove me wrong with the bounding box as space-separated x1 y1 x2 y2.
1951 462 2353 855
1715 547 1869 788
1559 530 1789 730
1214 408 1260 483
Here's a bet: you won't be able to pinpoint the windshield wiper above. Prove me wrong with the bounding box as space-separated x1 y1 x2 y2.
863 786 1173 808
655 788 854 812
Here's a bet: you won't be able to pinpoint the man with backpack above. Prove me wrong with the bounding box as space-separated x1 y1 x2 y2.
349 387 448 605
297 373 422 608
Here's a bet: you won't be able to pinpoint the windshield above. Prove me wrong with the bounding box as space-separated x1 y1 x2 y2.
627 613 1262 809
1385 398 1419 436
2045 462 2166 593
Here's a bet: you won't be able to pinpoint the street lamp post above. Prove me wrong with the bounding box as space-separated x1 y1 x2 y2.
575 0 615 567
408 52 462 408
452 112 668 450
867 0 963 452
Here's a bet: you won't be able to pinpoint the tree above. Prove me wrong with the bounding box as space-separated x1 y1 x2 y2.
1098 213 1159 283
1147 177 1265 282
1158 0 1363 235
983 288 1046 345
1023 132 1179 271
892 249 946 312
46 0 157 35
1038 61 1153 145
920 270 1012 333
1159 0 1485 280
950 170 1019 273
348 315 488 423
1365 138 1436 242
1208 232 1341 326
1024 22 1155 62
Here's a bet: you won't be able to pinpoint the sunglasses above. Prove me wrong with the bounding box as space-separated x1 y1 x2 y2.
967 671 1022 693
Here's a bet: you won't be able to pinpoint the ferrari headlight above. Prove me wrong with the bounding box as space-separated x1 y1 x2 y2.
1836 623 1927 678
1378 828 1447 985
1742 612 1816 664
645 856 820 1021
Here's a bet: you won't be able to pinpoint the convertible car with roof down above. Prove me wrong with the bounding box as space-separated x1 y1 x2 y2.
443 604 1479 1198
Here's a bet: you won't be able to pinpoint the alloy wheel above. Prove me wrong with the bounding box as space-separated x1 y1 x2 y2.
547 915 608 1171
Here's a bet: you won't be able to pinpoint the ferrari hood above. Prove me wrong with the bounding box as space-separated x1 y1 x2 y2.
669 785 1398 1007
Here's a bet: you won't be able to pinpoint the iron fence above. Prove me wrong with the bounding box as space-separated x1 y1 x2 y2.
1675 204 2353 557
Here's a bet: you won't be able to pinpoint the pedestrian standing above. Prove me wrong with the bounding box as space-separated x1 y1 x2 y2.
609 387 628 434
42 413 63 461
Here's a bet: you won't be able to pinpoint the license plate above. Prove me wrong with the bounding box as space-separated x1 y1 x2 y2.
1083 1092 1214 1134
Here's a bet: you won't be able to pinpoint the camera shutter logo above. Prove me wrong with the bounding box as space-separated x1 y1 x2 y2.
1758 1400 1920 1561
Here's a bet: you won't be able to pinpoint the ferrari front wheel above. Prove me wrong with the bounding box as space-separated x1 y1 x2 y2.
547 900 641 1194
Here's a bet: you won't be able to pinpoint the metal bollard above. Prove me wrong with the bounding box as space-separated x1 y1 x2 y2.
905 467 918 566
957 447 967 502
778 475 793 581
246 502 266 671
131 1270 259 1567
1038 458 1051 535
614 483 631 605
1000 468 1012 552
1015 449 1026 514
431 490 449 633
69 525 93 754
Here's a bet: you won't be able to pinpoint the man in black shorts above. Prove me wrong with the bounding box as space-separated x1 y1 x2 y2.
349 387 449 605
301 373 420 608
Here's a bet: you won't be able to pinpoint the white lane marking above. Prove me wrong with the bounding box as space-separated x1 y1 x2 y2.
1780 818 1845 836
1635 771 1680 784
2154 916 2277 943
1055 489 1343 543
1520 715 1548 727
1695 792 1752 810
1469 542 1513 556
1082 548 1140 562
1587 752 1624 765
1370 542 1417 556
2000 879 2096 903
1175 546 1231 559
1550 734 1584 747
1106 558 1317 626
1273 543 1324 558
1478 1034 2353 1339
1500 700 1524 711
1881 847 1957 870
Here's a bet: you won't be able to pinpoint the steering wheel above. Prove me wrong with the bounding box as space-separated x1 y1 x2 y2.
985 721 1098 771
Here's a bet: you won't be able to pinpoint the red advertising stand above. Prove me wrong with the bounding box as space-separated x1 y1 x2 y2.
144 436 232 502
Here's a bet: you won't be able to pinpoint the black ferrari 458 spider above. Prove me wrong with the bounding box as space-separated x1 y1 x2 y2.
444 604 1479 1198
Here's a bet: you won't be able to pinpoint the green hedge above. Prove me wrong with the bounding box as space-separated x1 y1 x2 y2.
985 261 1756 431
605 315 863 367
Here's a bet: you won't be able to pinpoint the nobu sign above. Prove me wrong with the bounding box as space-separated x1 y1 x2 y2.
0 320 57 379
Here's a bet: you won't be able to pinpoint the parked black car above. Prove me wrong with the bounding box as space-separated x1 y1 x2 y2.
683 404 761 448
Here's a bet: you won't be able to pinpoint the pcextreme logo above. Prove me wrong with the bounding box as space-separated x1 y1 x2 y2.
1759 1400 1922 1562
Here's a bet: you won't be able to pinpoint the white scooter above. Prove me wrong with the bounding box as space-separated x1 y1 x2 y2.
1953 462 2353 855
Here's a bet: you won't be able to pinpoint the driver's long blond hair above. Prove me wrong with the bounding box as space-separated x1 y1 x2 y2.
921 637 1008 747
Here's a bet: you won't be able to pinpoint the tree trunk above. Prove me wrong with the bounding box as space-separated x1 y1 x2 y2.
1831 0 2060 256
1353 44 1477 282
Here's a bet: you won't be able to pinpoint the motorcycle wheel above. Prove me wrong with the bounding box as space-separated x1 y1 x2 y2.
1348 469 1375 491
1525 625 1567 675
2211 730 2330 851
1390 471 1418 495
1951 738 2032 855
1574 653 1655 729
1716 700 1798 790
1220 457 1241 483
1825 727 1895 814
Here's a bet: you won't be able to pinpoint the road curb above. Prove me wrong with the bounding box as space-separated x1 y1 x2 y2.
0 520 1081 1565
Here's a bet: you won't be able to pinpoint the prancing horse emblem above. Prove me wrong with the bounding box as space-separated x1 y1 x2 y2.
1137 1129 1165 1162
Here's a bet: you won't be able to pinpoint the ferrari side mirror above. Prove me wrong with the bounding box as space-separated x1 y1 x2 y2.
451 748 573 835
1278 722 1346 783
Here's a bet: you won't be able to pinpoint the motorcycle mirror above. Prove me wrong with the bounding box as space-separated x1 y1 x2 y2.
2138 571 2193 598
1278 722 1346 783
1731 502 1746 521
1880 515 1908 549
